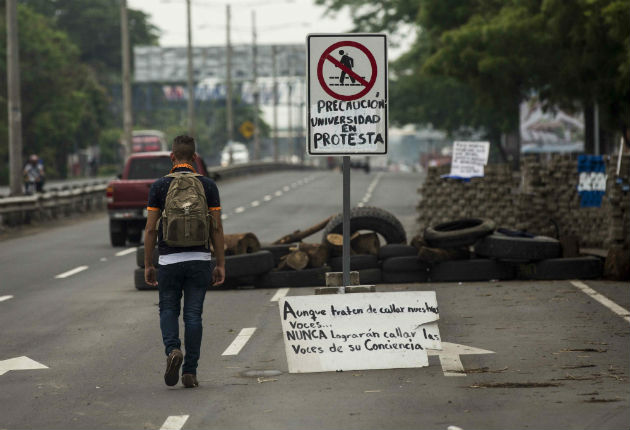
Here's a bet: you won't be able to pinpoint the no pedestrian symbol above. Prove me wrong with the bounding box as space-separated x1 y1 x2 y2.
307 34 388 155
317 41 377 102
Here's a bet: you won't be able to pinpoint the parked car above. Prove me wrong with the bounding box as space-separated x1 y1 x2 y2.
220 141 249 166
106 151 210 246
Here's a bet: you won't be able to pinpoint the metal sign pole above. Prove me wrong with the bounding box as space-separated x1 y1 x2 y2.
341 155 351 293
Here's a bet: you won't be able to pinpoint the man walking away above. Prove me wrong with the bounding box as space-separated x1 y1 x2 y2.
144 135 225 388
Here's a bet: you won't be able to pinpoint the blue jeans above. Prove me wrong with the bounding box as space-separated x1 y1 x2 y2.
158 259 214 375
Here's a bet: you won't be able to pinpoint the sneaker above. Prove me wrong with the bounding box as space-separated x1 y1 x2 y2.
164 349 183 386
182 373 199 388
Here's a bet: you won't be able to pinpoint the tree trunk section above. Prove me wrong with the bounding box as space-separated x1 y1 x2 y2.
272 216 332 244
351 232 380 255
325 233 343 257
279 250 309 271
296 243 329 268
224 233 261 255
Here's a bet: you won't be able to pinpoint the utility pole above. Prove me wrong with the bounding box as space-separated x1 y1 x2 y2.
226 4 234 164
272 45 278 161
251 10 260 160
120 0 133 158
287 49 294 162
6 0 22 196
298 77 305 163
186 0 195 136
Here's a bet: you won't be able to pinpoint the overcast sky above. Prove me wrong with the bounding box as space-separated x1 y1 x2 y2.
127 0 413 58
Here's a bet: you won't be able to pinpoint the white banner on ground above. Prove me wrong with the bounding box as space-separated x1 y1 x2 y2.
278 292 441 373
449 141 490 178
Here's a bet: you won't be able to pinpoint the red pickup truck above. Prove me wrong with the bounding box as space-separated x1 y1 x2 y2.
106 151 210 246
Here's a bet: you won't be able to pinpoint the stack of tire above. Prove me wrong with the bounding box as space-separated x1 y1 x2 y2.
133 245 276 290
379 244 429 283
422 218 603 282
321 206 409 284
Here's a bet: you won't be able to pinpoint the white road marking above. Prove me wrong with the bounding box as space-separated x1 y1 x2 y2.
160 415 190 430
275 190 283 197
263 195 272 201
270 288 290 302
115 247 136 257
251 200 260 207
357 202 365 207
297 180 304 185
222 327 256 356
448 426 463 430
55 265 89 279
0 356 48 376
221 214 228 220
360 172 383 206
234 206 245 214
571 280 630 323
283 185 290 192
291 182 298 188
100 257 108 262
427 342 494 377
0 295 14 303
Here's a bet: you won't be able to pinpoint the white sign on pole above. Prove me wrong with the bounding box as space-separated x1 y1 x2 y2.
307 34 388 156
278 292 441 373
449 141 490 178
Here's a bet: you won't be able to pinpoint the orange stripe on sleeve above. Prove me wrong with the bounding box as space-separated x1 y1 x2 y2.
147 207 160 212
208 207 221 211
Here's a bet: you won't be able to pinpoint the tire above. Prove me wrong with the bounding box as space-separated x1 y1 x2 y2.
378 244 417 261
429 259 515 282
110 220 126 247
382 271 429 283
424 218 495 249
321 206 407 244
329 254 379 271
136 246 159 268
474 233 561 261
225 251 275 278
260 244 294 266
134 267 157 290
256 266 330 288
382 256 430 273
358 268 382 284
517 257 603 280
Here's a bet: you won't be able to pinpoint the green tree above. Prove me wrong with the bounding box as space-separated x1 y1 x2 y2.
0 4 108 181
21 0 159 82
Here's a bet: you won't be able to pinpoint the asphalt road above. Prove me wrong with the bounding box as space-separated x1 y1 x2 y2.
0 169 628 430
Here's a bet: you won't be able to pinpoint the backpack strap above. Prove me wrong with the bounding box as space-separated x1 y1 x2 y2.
165 172 202 178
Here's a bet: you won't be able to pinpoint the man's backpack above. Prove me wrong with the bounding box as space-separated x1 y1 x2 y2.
161 172 210 248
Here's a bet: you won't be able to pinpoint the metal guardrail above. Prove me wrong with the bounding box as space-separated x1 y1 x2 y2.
0 162 319 227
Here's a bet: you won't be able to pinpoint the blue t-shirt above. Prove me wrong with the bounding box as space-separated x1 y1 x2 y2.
147 164 221 256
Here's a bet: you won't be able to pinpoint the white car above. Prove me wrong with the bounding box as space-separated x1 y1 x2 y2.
221 142 250 166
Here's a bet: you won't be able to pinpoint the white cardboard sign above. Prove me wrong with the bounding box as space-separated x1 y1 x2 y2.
278 292 441 373
449 141 490 178
307 34 388 156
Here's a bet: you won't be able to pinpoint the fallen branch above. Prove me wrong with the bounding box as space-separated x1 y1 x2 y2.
272 216 332 244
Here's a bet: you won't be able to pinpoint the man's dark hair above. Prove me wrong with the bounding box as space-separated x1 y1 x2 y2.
173 135 196 161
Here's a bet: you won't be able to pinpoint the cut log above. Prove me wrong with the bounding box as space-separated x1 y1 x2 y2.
272 216 332 245
325 233 343 257
278 250 309 271
224 233 261 255
297 243 329 268
351 232 380 256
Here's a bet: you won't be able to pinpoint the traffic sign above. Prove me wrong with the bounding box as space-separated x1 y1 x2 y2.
239 120 255 139
307 34 388 156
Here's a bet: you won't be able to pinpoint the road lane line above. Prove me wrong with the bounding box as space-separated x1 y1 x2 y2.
283 185 290 192
263 195 272 201
160 415 189 430
275 190 283 196
251 200 260 207
571 280 630 323
438 354 467 377
234 206 245 213
270 288 289 302
222 328 256 356
55 266 89 279
221 214 228 220
0 295 14 303
115 247 136 257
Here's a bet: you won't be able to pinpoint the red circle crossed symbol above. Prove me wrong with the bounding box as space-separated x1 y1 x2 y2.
317 40 377 102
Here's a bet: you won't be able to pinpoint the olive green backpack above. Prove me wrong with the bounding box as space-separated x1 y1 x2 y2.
161 172 210 248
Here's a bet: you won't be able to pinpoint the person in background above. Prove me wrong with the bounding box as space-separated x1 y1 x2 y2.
23 154 44 194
